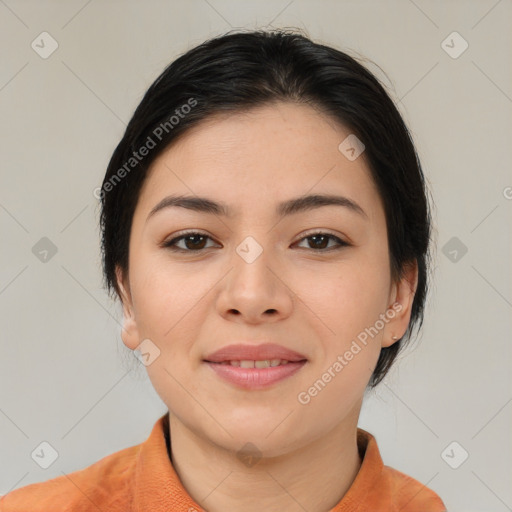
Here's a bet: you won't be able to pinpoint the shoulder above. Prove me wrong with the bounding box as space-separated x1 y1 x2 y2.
382 464 447 511
355 428 446 511
0 443 141 512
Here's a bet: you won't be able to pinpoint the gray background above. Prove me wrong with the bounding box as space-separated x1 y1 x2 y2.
1 1 511 511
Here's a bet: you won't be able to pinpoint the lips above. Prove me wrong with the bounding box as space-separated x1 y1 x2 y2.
203 343 308 364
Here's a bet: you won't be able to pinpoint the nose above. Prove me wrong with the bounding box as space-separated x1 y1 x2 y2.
216 242 294 325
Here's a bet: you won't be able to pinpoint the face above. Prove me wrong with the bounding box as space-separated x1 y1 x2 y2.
117 101 417 457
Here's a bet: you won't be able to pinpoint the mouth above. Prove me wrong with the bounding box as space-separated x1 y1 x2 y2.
202 343 308 389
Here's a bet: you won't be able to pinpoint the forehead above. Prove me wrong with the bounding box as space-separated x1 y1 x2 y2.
135 102 383 225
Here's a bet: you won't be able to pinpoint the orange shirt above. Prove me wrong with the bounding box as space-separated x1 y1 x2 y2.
0 412 446 511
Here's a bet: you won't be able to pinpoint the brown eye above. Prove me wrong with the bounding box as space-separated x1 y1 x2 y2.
163 232 217 252
296 232 349 251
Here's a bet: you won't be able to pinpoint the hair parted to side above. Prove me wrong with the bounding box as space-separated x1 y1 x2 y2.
98 28 434 389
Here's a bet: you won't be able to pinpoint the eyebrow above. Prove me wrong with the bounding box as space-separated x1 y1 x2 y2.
146 193 368 222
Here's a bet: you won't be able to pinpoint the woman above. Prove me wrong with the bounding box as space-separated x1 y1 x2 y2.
0 28 446 511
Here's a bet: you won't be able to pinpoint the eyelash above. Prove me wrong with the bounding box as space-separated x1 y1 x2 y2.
162 230 350 253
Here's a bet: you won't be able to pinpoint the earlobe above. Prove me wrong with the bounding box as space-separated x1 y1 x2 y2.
120 319 140 351
115 266 141 351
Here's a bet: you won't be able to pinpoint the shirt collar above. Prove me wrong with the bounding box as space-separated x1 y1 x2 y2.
133 412 384 511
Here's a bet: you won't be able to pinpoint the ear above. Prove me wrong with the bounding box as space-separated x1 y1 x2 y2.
382 260 419 348
115 265 141 350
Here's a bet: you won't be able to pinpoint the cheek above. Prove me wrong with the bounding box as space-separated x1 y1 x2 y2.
293 249 391 344
131 256 208 340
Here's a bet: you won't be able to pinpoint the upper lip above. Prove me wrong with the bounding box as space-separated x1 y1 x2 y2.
203 343 308 363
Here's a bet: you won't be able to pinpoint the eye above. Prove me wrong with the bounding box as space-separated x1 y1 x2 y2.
162 230 350 253
294 232 350 251
162 231 219 252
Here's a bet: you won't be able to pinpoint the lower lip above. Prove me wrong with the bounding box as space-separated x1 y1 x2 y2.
204 361 307 389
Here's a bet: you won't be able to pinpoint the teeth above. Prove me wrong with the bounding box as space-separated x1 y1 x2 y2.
255 360 270 368
226 359 290 367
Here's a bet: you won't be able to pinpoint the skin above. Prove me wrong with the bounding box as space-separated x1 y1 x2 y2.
116 101 418 512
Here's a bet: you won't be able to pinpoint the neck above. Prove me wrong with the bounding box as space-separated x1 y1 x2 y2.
167 406 363 512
